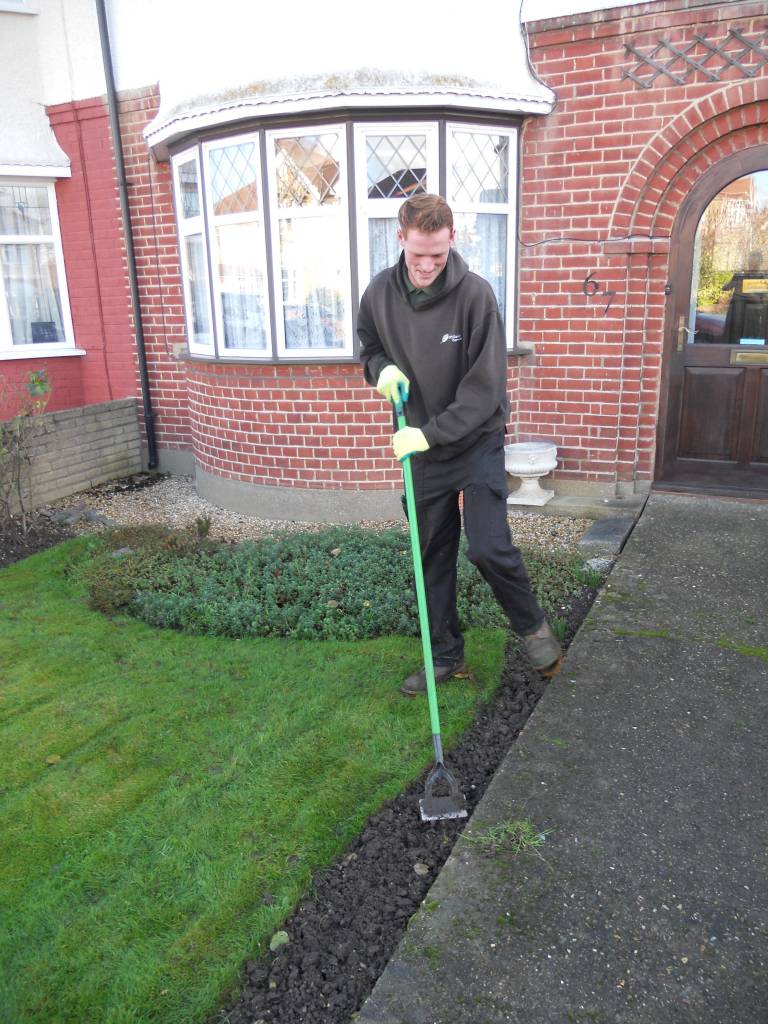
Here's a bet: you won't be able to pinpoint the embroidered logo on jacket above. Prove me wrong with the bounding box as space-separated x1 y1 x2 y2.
441 332 463 345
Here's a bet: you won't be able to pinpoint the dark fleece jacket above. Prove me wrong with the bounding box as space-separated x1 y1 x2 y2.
357 248 509 461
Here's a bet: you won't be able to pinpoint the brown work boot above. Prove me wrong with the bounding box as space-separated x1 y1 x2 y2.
400 661 467 697
522 619 562 677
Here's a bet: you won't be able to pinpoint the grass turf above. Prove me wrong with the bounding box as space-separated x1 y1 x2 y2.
0 539 506 1024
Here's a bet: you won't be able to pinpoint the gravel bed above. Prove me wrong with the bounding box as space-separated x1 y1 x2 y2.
50 473 592 553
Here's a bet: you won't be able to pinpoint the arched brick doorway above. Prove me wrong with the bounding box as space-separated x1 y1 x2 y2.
656 146 768 497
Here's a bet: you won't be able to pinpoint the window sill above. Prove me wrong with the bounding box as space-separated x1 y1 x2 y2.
0 347 86 360
509 346 533 357
0 2 37 12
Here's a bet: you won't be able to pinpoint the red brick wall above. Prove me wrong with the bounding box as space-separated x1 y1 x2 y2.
116 86 406 489
519 0 768 487
2 97 137 421
116 87 191 457
40 97 137 412
112 0 768 494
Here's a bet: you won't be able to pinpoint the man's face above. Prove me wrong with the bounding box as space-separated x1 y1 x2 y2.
398 225 455 289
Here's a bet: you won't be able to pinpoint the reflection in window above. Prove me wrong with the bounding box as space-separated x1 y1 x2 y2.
691 171 768 345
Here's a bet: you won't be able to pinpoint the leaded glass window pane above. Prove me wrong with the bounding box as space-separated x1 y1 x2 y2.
278 217 346 349
451 132 509 204
0 185 52 235
275 134 342 208
179 160 201 219
366 134 428 199
210 142 260 216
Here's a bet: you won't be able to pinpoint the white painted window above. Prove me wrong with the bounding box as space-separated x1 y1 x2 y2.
170 119 519 360
203 133 271 357
172 149 213 355
266 126 352 359
0 180 75 357
354 122 439 291
447 124 518 323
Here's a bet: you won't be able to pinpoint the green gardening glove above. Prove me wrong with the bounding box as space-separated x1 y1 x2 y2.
376 365 410 404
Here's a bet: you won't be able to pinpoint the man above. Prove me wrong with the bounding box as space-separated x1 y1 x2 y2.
358 193 562 696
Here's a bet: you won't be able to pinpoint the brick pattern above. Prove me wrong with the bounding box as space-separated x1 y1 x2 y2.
18 398 141 508
45 98 137 406
108 0 768 494
518 0 768 487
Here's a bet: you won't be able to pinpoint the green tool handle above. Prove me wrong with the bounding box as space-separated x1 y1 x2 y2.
394 386 443 749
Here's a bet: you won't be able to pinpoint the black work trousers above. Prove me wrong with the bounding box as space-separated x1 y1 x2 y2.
407 431 544 665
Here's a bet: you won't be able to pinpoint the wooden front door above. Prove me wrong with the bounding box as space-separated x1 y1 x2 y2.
656 152 768 498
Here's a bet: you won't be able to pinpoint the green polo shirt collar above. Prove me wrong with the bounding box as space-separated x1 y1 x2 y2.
404 267 447 307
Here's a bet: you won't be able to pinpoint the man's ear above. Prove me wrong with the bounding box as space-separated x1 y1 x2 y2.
397 227 405 246
449 228 456 246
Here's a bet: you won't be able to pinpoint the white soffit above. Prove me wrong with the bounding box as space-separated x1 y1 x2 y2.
141 0 555 158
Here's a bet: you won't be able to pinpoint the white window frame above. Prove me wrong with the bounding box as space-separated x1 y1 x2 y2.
170 118 521 360
353 121 440 293
265 124 353 360
202 132 272 361
446 123 518 338
0 178 76 358
171 148 214 356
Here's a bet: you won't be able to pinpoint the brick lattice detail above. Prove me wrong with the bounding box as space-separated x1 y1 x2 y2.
624 25 768 89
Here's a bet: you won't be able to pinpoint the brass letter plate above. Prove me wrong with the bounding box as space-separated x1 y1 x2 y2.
730 349 768 366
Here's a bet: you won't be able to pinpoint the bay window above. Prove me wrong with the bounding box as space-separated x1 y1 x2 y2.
171 119 518 360
0 180 75 356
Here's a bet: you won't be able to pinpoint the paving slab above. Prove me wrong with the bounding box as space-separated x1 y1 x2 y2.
578 514 638 557
358 493 768 1024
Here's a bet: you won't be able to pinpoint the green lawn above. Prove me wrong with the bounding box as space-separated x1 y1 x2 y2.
0 539 506 1024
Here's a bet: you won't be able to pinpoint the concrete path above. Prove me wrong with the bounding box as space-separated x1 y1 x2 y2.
358 493 768 1024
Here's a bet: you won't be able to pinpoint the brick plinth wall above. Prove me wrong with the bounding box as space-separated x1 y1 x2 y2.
520 0 768 488
12 398 141 510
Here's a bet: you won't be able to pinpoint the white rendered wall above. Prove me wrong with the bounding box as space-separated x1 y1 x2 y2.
0 0 105 172
107 0 555 118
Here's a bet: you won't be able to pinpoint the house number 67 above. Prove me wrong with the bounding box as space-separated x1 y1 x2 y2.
582 272 617 316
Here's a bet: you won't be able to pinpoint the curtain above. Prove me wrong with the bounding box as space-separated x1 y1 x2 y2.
0 242 64 344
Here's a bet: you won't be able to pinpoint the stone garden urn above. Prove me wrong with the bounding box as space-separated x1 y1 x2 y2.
504 441 558 506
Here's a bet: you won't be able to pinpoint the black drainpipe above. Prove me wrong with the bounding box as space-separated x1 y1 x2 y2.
94 0 158 469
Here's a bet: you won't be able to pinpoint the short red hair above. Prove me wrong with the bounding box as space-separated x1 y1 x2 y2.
398 193 454 235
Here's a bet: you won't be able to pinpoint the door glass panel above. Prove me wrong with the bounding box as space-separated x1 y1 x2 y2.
690 170 768 345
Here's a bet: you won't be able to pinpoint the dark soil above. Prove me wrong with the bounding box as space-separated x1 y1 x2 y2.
0 513 74 570
215 589 597 1024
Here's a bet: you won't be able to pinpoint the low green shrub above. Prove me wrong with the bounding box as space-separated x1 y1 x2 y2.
77 524 598 641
